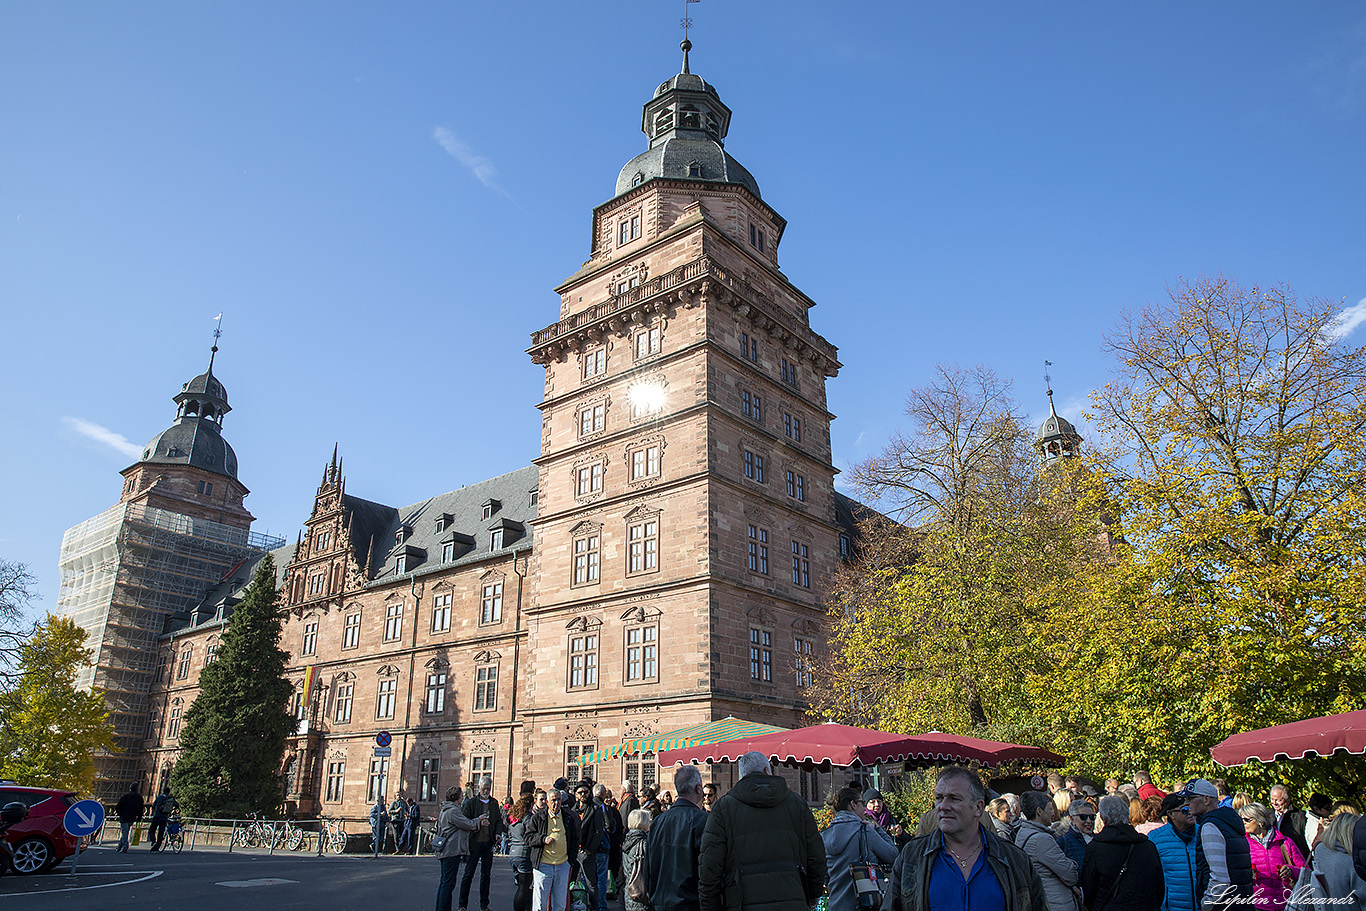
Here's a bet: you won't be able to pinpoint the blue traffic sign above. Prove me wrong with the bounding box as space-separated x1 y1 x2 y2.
63 799 105 837
376 730 392 747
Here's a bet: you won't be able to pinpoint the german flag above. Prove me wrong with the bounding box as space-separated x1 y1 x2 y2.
301 665 319 712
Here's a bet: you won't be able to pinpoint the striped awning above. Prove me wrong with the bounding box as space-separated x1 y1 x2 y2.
581 717 787 766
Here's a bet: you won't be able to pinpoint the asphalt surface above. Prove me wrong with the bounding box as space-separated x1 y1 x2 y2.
0 844 519 911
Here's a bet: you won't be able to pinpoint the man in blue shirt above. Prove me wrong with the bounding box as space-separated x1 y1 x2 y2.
891 766 1046 911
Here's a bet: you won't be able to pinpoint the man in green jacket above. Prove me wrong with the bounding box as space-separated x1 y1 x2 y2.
698 751 826 911
890 766 1047 911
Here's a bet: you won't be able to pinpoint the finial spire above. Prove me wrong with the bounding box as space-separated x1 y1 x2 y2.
209 313 223 372
1044 360 1057 417
679 0 697 70
681 38 692 74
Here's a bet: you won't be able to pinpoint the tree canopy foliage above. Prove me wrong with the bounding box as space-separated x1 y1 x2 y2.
169 556 295 817
817 278 1366 800
0 558 38 685
0 614 117 791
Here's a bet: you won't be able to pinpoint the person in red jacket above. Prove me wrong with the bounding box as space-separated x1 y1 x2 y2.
1134 772 1166 803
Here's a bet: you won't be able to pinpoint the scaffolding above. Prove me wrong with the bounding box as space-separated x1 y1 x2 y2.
57 501 286 799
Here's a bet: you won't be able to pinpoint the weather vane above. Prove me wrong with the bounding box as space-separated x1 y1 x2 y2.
209 313 223 369
681 0 699 41
1044 360 1053 398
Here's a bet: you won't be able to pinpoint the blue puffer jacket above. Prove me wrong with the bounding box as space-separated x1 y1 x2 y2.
1147 824 1198 911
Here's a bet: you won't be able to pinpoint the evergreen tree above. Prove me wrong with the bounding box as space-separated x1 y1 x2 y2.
0 615 118 791
169 555 295 817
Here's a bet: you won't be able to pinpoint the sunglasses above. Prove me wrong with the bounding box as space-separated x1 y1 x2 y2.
1073 814 1096 821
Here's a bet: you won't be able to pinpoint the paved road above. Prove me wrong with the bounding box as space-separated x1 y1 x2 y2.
0 844 519 911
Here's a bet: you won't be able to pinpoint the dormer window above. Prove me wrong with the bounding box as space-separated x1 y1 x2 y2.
435 514 452 532
632 172 645 187
395 554 407 575
482 499 501 520
687 161 702 178
442 541 455 563
395 527 410 546
491 528 505 551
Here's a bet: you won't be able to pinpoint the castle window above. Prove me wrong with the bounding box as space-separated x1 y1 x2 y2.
425 672 447 714
314 530 331 552
342 612 361 650
627 518 658 575
629 444 661 481
634 325 660 359
791 541 810 588
529 488 539 507
617 275 641 296
434 515 449 532
326 760 345 802
167 706 183 739
206 643 219 664
491 528 505 550
302 622 319 658
395 554 407 575
618 215 641 245
750 627 773 682
176 645 192 680
743 450 766 484
749 224 766 252
579 402 606 437
442 541 455 563
783 412 802 442
794 636 814 688
309 572 325 595
334 683 353 723
420 758 439 802
481 581 503 624
482 499 501 519
742 389 763 423
839 533 852 559
197 480 214 497
740 332 759 363
576 463 604 497
583 347 607 379
568 633 599 690
432 593 451 633
786 471 805 502
781 358 799 388
624 623 658 683
376 678 397 719
367 756 388 802
474 664 498 711
572 532 600 586
748 525 769 575
383 602 403 641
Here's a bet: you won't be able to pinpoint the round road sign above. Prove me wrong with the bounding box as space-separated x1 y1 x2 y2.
376 730 392 747
63 799 106 837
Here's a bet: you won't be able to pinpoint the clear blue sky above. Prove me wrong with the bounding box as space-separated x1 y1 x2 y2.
3 1 1364 616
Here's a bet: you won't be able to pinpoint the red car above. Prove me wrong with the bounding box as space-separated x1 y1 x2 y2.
0 784 80 874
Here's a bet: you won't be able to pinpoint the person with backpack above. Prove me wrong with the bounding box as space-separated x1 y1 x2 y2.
148 785 177 852
822 787 900 911
436 786 485 911
624 809 653 911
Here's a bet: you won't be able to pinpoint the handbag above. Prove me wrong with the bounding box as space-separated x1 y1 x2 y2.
849 823 884 911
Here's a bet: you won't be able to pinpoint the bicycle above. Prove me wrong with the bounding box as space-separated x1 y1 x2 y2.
318 815 348 854
166 815 185 853
232 813 275 848
273 818 306 851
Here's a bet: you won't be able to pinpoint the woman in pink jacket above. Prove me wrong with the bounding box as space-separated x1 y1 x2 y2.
1238 803 1305 911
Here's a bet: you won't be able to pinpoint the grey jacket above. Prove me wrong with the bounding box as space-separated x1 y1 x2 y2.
822 811 900 911
1016 818 1081 911
1287 845 1366 911
436 800 481 858
891 826 1048 911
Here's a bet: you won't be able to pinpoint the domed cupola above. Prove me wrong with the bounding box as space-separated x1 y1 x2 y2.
615 40 761 199
1037 378 1082 464
136 341 240 479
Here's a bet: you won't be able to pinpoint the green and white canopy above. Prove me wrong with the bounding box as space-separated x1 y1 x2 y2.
582 717 786 766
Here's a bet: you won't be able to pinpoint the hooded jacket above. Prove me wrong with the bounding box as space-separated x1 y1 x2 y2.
436 800 481 858
1147 823 1198 911
1079 824 1164 911
822 810 899 911
1015 817 1081 911
646 796 709 911
624 827 652 911
698 773 827 911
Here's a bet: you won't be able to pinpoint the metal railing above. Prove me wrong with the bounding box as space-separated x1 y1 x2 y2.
92 816 376 855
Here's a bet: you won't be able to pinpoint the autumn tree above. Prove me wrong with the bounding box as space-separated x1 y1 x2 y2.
1043 276 1366 791
814 365 1106 739
0 558 38 685
0 615 117 791
169 556 294 817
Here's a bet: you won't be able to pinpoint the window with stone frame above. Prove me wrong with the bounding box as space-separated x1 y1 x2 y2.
342 612 361 649
583 346 607 380
791 541 810 588
740 331 759 363
309 571 326 595
743 450 766 484
749 223 766 252
368 756 388 802
565 743 596 784
741 388 763 423
425 671 447 714
206 642 219 664
750 627 774 682
432 592 452 632
748 525 770 575
572 531 600 586
301 621 318 656
481 580 503 624
420 757 439 802
325 760 345 802
840 533 852 560
579 401 607 437
314 530 331 553
618 214 641 245
623 752 658 792
626 516 659 575
474 663 498 711
624 623 659 683
376 676 397 719
786 470 805 502
471 753 495 780
629 444 661 481
167 704 183 739
781 357 799 388
783 412 802 442
634 324 661 359
334 682 353 723
177 645 192 680
576 462 604 497
568 632 599 690
794 636 814 688
383 602 403 641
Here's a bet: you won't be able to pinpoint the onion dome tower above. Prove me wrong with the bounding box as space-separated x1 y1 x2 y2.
137 340 239 480
1037 374 1082 463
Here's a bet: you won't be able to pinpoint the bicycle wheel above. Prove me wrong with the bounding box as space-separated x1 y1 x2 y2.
232 827 250 847
172 832 184 854
330 830 347 854
287 827 305 851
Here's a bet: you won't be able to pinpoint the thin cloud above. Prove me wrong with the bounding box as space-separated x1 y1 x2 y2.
432 127 512 201
63 417 142 458
1328 297 1366 341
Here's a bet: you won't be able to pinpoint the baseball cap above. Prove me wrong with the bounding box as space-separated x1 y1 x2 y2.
1160 794 1187 816
1175 779 1219 800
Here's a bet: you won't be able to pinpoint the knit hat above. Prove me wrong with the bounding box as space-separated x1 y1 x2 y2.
862 788 883 803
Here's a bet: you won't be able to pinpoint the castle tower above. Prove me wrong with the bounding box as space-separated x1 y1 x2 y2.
525 41 841 788
1036 377 1083 463
56 344 284 798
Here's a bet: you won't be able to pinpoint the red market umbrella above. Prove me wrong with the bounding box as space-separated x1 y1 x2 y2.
1210 709 1366 766
658 722 1064 770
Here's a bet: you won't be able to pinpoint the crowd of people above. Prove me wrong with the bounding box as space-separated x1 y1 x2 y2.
420 762 1365 911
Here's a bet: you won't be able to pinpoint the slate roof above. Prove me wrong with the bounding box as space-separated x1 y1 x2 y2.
163 541 297 636
138 416 240 480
